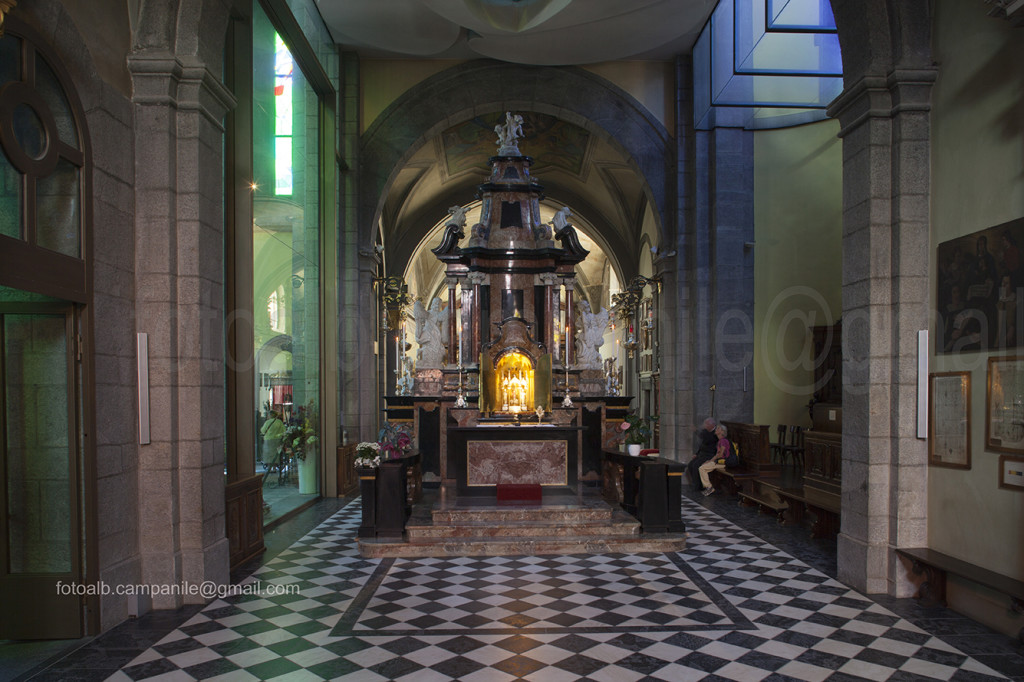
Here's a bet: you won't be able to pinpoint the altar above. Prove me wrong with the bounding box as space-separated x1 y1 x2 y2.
381 113 637 501
448 424 584 495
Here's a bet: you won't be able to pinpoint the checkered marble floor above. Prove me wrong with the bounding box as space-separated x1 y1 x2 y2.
102 498 1010 682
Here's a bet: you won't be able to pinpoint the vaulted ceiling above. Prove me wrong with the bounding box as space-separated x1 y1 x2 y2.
319 0 699 299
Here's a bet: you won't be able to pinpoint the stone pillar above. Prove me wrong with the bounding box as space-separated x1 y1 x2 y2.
129 52 235 608
339 52 376 443
661 55 696 458
691 126 755 424
827 69 935 595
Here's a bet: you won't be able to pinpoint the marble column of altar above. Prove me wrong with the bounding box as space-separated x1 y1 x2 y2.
541 272 557 363
446 276 459 366
564 275 576 365
468 271 486 366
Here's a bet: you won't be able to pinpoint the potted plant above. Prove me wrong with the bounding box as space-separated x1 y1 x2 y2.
376 422 412 460
620 413 658 455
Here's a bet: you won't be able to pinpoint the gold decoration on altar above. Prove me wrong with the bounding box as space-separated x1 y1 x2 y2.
376 275 412 331
0 1 16 37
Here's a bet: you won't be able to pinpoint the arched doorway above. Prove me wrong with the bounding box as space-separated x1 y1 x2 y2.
0 17 94 639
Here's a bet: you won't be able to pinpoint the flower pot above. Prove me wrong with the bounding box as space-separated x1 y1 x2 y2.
628 443 642 456
298 456 317 493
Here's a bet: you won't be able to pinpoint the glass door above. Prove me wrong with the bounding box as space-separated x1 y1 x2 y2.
0 305 82 639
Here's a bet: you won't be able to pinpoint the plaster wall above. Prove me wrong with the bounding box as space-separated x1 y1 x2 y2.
582 61 675 135
753 120 842 429
360 60 468 132
359 58 675 135
928 0 1024 585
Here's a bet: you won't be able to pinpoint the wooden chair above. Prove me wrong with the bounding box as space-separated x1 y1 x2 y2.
782 425 805 468
769 425 787 464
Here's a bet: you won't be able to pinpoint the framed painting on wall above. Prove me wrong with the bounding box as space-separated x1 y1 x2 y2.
998 455 1024 491
936 216 1024 354
928 371 971 469
986 355 1024 454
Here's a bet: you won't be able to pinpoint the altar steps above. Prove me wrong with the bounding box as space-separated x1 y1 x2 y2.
357 491 688 558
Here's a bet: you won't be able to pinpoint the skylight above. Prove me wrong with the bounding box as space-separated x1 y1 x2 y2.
694 0 843 130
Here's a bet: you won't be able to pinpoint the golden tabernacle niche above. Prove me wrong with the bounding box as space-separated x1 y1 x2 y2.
496 351 533 413
479 317 552 417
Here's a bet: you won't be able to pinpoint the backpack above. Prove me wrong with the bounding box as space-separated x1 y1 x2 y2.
724 441 740 468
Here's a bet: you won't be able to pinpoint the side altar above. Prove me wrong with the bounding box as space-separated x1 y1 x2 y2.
383 113 633 496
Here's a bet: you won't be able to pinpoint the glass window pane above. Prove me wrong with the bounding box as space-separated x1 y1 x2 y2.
768 0 836 30
0 149 21 241
36 157 81 257
253 4 320 525
5 313 72 574
35 53 79 149
12 102 45 160
0 33 19 85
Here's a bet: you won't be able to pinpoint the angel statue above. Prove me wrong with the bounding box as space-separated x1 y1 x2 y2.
551 206 572 232
432 205 468 256
414 297 448 369
446 205 468 228
495 112 525 154
575 300 609 369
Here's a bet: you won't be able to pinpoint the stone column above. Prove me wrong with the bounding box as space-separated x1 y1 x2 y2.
129 52 235 608
661 55 696 457
691 125 755 424
827 70 934 596
339 52 376 443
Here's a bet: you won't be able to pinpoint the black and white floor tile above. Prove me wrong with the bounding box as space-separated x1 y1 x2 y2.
60 496 1017 681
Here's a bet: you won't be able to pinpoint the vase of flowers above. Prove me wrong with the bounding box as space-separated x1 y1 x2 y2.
281 404 319 493
620 413 657 455
354 441 381 469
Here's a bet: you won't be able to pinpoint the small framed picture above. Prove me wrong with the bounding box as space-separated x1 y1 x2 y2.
986 355 1024 454
928 371 971 469
998 455 1024 491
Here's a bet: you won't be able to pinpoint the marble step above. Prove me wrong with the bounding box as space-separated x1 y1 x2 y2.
406 514 640 540
358 533 688 559
430 505 613 525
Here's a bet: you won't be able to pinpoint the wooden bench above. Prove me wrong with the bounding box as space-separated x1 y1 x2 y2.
771 487 839 538
774 487 808 528
738 478 788 521
895 547 1024 642
708 467 759 496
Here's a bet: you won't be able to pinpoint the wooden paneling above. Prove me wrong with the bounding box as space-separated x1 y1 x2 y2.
804 430 841 509
721 421 777 476
226 475 265 570
336 444 358 497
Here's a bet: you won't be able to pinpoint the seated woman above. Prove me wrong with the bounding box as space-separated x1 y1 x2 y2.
698 423 731 496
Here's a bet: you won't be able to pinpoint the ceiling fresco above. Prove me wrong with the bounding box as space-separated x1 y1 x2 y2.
442 112 590 178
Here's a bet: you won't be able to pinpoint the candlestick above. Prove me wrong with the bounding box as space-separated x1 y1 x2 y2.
562 362 573 407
